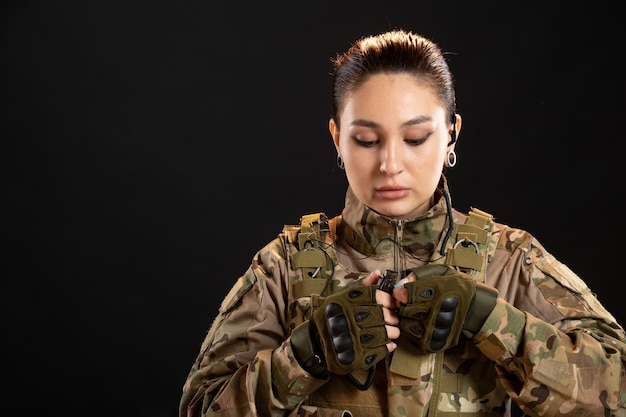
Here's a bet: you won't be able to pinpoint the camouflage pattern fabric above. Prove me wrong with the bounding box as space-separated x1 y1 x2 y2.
179 178 626 416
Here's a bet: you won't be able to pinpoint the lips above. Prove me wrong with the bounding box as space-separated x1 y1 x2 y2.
375 185 410 199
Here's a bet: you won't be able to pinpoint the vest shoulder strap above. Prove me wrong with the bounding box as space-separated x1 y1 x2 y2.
437 207 497 283
283 212 341 329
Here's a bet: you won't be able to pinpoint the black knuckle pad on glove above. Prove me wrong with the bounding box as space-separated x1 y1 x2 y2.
325 302 355 364
399 265 476 353
312 285 390 375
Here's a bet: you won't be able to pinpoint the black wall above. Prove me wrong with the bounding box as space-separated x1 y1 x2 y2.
3 2 623 416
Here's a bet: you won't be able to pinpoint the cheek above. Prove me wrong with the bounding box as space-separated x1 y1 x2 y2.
429 138 450 164
409 144 446 167
343 160 371 186
343 148 376 171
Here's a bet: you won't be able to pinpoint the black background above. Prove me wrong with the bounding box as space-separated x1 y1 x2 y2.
2 1 624 416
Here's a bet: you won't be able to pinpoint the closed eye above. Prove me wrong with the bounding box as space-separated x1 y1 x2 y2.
352 133 430 147
405 135 429 146
352 137 379 148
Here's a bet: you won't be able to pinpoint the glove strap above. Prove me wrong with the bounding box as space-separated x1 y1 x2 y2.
291 322 328 378
463 284 498 335
346 366 377 391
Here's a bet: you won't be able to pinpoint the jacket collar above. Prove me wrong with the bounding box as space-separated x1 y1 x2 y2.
338 175 451 259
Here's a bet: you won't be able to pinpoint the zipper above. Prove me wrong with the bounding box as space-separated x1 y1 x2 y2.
392 219 406 276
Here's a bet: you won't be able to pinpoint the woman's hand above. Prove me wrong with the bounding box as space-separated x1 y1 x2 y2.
361 270 402 352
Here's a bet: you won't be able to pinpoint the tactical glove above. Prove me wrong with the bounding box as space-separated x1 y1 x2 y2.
291 285 390 378
397 264 498 354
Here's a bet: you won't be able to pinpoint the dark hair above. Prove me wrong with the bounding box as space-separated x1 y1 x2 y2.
331 29 456 129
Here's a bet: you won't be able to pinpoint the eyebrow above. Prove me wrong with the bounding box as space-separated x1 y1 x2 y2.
350 115 433 129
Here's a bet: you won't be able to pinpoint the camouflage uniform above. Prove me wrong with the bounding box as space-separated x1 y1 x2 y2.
179 176 626 417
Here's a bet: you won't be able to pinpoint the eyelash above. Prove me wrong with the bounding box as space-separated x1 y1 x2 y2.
353 135 429 147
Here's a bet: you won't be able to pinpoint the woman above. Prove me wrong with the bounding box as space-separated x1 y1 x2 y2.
179 29 626 417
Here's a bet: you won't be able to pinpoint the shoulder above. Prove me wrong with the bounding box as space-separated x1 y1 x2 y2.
253 235 290 277
478 210 615 312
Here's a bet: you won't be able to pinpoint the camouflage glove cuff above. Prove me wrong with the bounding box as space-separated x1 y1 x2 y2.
309 285 390 376
398 265 498 353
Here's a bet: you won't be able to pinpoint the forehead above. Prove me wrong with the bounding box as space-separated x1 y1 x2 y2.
341 73 445 121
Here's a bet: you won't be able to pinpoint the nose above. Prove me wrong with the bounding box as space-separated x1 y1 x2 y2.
380 142 402 175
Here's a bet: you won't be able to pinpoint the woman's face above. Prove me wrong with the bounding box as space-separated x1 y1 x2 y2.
330 73 458 219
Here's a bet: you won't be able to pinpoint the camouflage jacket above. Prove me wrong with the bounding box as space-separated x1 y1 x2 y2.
179 179 626 417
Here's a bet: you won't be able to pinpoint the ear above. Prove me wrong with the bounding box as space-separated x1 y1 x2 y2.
447 113 462 150
329 118 341 153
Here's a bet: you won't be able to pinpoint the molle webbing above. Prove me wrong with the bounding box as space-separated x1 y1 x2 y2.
441 207 494 283
288 213 337 299
426 207 495 415
393 207 496 412
285 209 498 415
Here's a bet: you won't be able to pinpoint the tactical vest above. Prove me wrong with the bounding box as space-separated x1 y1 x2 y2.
281 207 499 416
283 207 495 314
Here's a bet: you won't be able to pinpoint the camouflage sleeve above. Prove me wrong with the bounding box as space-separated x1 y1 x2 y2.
477 230 626 416
178 237 329 417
